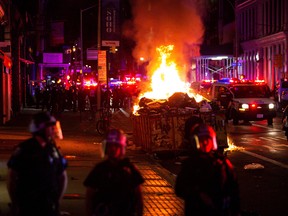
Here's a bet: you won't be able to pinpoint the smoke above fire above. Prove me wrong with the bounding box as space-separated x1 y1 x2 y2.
124 0 207 79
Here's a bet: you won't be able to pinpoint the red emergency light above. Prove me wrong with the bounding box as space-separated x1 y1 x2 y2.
84 80 98 88
254 79 265 83
127 80 136 85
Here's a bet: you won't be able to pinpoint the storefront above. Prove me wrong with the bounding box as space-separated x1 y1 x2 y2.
0 50 12 124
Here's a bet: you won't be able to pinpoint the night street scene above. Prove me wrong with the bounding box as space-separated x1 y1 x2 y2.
1 0 288 215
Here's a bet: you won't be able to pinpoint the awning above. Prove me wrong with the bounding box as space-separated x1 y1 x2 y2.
20 58 35 64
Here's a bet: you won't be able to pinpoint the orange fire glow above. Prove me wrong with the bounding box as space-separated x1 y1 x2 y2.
141 45 194 100
133 45 204 114
139 45 204 99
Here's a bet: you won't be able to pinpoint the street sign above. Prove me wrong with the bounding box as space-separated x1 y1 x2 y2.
102 40 120 47
87 48 98 60
98 50 107 83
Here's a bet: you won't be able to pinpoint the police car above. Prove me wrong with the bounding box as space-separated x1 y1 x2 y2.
205 78 276 125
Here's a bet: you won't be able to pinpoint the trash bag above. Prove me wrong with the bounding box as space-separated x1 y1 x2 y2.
168 92 193 108
138 97 153 108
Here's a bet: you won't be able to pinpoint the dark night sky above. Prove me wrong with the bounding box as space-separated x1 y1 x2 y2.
47 0 132 46
47 0 96 44
29 0 234 50
47 0 97 44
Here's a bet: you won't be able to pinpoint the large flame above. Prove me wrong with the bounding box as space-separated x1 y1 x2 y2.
133 45 205 114
141 45 191 100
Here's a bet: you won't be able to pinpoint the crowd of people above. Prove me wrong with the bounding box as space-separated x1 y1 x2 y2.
33 83 138 116
34 83 80 113
6 110 241 216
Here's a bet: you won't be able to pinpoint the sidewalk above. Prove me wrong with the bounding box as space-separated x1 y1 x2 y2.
0 108 184 216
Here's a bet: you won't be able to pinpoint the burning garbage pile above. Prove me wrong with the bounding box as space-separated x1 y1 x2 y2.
135 92 199 115
131 45 209 152
133 45 204 116
131 45 229 153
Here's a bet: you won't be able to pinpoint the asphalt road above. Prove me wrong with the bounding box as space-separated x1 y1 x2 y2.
0 108 184 216
1 108 288 216
156 117 288 216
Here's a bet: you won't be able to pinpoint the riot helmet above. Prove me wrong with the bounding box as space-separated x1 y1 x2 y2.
192 123 217 152
103 129 127 158
106 128 127 147
29 111 56 133
184 116 204 140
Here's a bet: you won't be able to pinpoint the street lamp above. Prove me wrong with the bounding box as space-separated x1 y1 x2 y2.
80 4 98 71
80 1 102 110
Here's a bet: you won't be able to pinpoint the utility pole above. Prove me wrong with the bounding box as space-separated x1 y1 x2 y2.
97 0 101 51
97 0 102 110
235 3 239 78
80 4 98 72
80 10 83 72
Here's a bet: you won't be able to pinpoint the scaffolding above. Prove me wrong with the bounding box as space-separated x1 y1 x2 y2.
193 55 242 82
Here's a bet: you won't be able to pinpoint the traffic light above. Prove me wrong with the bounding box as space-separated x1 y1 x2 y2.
109 46 117 53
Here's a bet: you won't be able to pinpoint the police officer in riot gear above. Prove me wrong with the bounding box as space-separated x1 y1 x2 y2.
175 124 240 216
7 112 68 216
84 128 144 216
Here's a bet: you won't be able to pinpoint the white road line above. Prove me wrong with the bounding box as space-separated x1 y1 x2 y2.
241 150 288 169
242 136 287 142
256 137 288 146
251 124 268 129
259 137 271 141
259 137 286 141
259 136 279 141
251 123 283 131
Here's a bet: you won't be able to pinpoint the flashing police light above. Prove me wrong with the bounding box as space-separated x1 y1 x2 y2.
217 77 265 85
217 78 235 84
232 62 242 66
202 79 216 83
254 79 265 83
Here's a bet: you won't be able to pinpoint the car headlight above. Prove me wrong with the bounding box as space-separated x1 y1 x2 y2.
241 103 249 109
268 103 275 109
